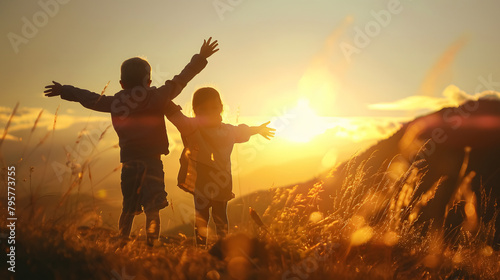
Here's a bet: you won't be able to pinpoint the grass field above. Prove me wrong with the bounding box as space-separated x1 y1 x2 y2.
1 158 499 280
1 105 500 280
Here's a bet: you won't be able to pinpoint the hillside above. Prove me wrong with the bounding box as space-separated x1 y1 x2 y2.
249 98 500 248
2 99 500 279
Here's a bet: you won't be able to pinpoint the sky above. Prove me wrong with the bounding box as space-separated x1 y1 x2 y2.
2 0 500 230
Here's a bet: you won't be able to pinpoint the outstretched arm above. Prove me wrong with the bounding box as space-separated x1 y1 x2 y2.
44 81 63 97
158 37 219 100
234 121 276 143
44 81 113 113
250 121 276 140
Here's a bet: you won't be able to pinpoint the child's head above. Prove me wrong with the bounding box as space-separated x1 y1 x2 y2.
120 57 152 89
192 87 223 125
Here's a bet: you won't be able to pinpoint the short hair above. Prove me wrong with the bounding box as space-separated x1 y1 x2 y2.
192 87 223 115
120 57 151 88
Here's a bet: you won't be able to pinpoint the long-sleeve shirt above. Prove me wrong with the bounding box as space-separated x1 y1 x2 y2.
165 102 252 201
60 54 207 162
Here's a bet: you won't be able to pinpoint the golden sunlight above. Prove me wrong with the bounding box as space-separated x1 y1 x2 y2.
274 98 334 143
271 26 344 144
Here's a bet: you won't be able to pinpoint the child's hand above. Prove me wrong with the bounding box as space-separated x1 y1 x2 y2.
44 81 62 97
258 121 276 140
199 37 219 59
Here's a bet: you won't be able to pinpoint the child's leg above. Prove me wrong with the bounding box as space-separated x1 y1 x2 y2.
137 158 165 246
212 200 228 239
194 195 211 247
119 161 143 238
145 210 160 246
119 212 135 237
140 158 169 212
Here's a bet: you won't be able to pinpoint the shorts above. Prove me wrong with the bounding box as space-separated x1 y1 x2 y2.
121 157 168 214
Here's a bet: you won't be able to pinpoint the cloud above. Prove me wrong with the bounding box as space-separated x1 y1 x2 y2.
0 106 110 139
324 116 405 143
368 95 449 111
368 85 500 112
475 90 500 101
1 133 20 142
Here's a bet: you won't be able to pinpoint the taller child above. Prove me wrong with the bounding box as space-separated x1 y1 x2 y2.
44 38 219 246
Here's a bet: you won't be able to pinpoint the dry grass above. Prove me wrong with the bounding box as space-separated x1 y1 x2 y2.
256 153 500 279
1 104 499 280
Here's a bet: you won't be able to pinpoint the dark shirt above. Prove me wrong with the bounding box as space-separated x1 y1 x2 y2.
60 54 207 162
165 101 252 201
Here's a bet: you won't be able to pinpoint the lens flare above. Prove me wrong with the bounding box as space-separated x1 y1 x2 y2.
274 98 333 143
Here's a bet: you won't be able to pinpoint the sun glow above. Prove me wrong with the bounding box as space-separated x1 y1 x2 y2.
274 98 334 143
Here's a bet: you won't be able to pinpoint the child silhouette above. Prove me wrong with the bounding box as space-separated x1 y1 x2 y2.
44 38 219 246
164 87 275 248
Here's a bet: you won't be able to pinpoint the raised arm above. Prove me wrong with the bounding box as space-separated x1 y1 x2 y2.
158 37 219 100
164 100 197 136
44 81 113 113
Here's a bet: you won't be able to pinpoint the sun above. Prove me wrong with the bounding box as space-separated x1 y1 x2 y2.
274 98 333 143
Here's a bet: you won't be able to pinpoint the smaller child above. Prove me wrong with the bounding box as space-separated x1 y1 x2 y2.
44 38 219 246
165 87 275 247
